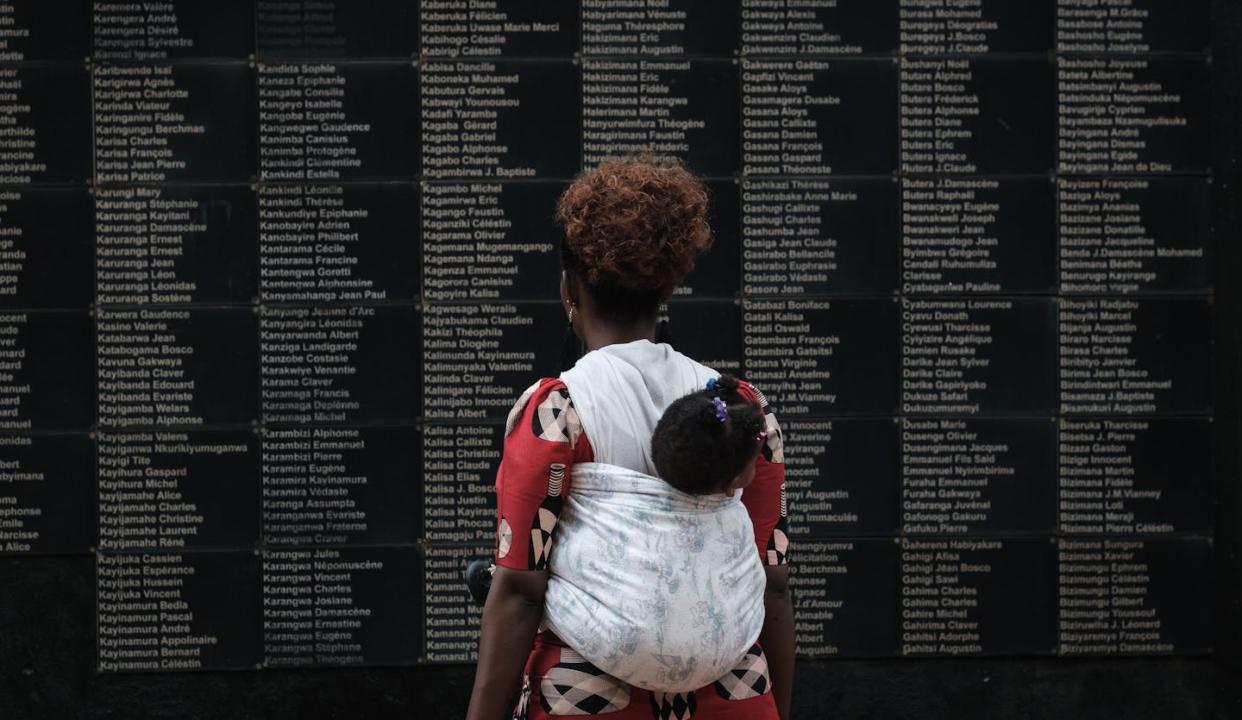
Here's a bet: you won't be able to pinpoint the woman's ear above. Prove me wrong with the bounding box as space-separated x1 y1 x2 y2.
561 270 581 306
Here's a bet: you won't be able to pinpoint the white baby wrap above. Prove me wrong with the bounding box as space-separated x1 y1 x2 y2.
543 341 767 693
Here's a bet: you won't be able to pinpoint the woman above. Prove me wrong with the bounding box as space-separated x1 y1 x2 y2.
465 158 794 720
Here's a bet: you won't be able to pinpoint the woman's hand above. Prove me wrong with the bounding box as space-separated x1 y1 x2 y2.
464 566 549 720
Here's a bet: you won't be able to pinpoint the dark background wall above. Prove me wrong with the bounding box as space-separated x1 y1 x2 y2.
0 559 1236 719
0 0 1238 718
1211 0 1242 715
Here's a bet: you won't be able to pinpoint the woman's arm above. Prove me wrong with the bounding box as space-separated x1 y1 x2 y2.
467 379 590 718
737 380 795 719
760 564 795 720
465 567 547 720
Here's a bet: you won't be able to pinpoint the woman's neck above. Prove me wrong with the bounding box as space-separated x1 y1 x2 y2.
580 316 658 352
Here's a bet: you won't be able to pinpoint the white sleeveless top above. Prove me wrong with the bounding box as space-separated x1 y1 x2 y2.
543 341 766 693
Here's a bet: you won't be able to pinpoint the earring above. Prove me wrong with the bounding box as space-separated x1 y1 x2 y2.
560 305 584 372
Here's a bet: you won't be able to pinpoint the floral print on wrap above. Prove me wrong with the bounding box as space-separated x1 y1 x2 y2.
543 463 767 694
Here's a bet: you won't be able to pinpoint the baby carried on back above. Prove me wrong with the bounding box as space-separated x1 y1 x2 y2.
542 342 771 693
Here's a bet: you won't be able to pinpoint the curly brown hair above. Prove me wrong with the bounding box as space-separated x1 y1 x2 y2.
556 157 713 315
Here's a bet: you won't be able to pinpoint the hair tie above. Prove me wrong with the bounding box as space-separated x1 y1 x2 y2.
711 397 728 423
705 378 718 391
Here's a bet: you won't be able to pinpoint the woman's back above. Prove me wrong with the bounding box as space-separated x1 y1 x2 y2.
466 158 792 720
547 342 767 692
560 340 716 473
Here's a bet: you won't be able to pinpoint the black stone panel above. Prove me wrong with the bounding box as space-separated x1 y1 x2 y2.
421 60 579 180
422 544 485 663
902 177 1056 295
257 0 418 59
97 307 258 429
422 302 562 422
1058 298 1212 416
0 0 91 61
901 57 1055 175
0 0 1219 686
1057 57 1210 175
790 539 900 657
901 418 1057 535
422 181 562 302
422 424 500 546
1055 0 1210 55
260 183 419 304
1058 418 1213 535
261 425 421 547
665 300 743 377
901 298 1058 416
93 63 257 184
679 180 741 299
742 58 898 177
581 0 741 57
0 188 93 309
0 433 94 554
1057 537 1212 655
261 546 421 667
782 418 900 537
258 62 418 182
898 537 1058 657
92 0 255 61
1 65 92 185
420 1 578 59
1058 177 1212 295
583 58 739 178
743 177 900 297
259 305 419 425
0 311 94 431
97 550 261 671
98 429 259 552
741 0 898 56
97 185 258 306
744 297 901 417
899 0 1054 55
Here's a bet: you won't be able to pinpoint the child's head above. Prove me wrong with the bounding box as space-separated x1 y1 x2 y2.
652 374 767 496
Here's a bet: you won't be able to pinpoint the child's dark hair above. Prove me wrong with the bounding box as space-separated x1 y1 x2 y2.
652 375 766 495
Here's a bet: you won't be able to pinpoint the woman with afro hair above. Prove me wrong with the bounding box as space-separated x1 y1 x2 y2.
466 158 793 720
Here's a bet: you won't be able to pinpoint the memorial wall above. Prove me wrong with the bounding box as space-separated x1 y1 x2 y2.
0 0 1219 674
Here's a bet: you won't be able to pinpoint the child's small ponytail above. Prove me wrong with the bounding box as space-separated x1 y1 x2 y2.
707 373 743 397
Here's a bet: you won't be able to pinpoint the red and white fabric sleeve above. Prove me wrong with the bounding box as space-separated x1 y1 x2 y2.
492 378 594 571
738 381 790 566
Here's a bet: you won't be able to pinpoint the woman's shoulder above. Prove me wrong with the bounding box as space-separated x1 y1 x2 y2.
660 346 775 402
734 378 772 410
504 377 584 447
508 377 567 410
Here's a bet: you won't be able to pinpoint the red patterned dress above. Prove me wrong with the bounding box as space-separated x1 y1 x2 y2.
494 377 789 720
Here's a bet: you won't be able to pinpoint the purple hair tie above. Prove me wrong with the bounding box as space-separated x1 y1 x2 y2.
711 397 728 423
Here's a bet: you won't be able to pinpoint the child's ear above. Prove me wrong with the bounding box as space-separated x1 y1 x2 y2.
725 456 759 493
